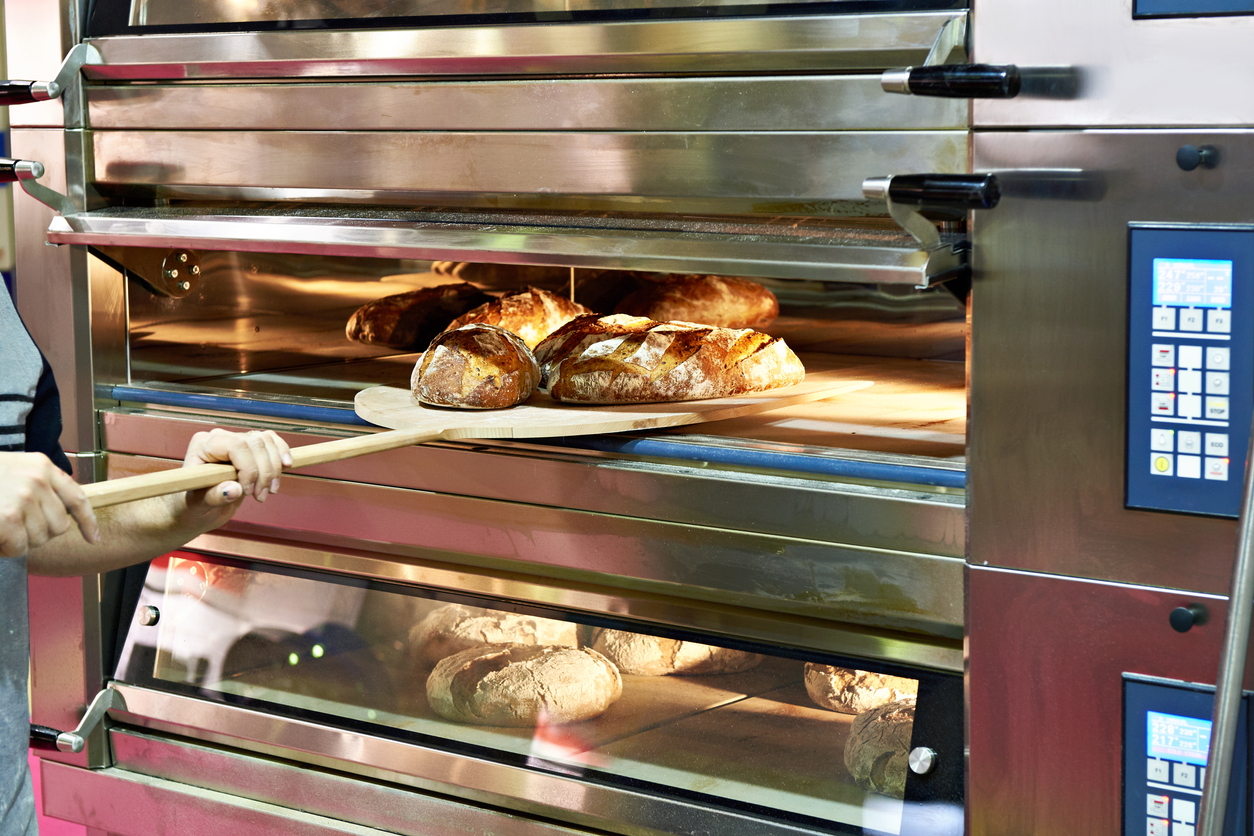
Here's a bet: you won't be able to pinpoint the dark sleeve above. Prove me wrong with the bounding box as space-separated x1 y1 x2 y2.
25 354 73 476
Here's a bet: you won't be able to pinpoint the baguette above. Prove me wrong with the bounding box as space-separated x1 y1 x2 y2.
346 282 492 350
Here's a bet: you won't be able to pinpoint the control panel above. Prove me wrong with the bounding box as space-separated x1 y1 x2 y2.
1127 226 1254 517
1124 676 1248 836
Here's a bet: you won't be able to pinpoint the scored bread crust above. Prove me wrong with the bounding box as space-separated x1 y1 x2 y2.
426 644 623 727
408 604 579 669
843 698 916 798
445 287 593 350
412 323 539 409
803 664 918 715
345 282 492 350
534 314 805 404
614 274 779 328
591 629 762 676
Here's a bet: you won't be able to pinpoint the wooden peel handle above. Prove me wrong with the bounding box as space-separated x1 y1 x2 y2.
80 426 448 510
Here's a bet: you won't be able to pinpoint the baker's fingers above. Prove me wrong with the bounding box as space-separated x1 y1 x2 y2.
196 481 244 509
48 465 99 544
184 429 291 501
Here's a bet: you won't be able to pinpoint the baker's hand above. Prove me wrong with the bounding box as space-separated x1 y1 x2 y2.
0 452 100 558
179 428 292 528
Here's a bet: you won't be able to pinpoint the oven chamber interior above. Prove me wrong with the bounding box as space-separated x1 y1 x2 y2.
18 1 974 833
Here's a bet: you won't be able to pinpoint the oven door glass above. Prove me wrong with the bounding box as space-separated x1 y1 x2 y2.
114 551 961 835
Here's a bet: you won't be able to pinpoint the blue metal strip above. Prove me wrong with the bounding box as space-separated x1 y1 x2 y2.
110 386 371 426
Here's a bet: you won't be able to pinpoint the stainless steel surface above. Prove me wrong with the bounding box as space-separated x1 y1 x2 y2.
105 684 903 836
85 13 967 79
908 747 937 775
20 164 78 217
85 129 967 209
973 0 1254 127
969 129 1254 593
85 76 967 132
50 208 966 285
138 606 159 626
13 160 45 179
966 565 1254 835
2 0 73 127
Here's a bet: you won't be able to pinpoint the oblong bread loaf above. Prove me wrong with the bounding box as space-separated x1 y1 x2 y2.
411 323 539 409
408 604 578 669
445 287 593 350
427 644 622 727
614 274 779 328
345 282 492 350
804 664 918 715
535 314 805 404
591 629 762 676
843 697 915 798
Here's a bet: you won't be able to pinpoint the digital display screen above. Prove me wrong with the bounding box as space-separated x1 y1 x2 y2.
1153 258 1234 308
1148 711 1213 765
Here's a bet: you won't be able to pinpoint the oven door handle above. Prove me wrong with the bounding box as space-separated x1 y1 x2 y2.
882 64 1021 99
0 43 102 106
28 688 126 754
862 173 1000 211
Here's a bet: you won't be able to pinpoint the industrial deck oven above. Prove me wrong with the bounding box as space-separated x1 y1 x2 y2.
12 0 1254 833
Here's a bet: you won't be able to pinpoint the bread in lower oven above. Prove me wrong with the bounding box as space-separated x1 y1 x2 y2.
345 282 492 350
614 274 779 328
444 287 593 350
426 644 623 727
408 604 579 669
534 314 805 404
803 664 918 715
411 323 539 409
590 629 762 676
843 697 915 798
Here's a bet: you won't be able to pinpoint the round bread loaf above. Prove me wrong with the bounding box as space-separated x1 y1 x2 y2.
427 644 622 727
804 664 918 715
411 324 539 409
591 629 762 676
614 274 779 328
534 314 806 404
408 604 579 669
345 282 492 350
445 287 593 350
843 698 915 798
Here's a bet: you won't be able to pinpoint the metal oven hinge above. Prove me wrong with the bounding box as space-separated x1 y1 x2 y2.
29 687 126 755
922 16 968 67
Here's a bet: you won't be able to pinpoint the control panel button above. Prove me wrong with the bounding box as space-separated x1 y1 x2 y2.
1148 794 1170 817
1148 820 1169 836
1177 456 1201 479
1180 309 1204 332
1206 433 1229 456
1153 454 1174 476
1206 371 1229 395
1207 346 1230 370
1154 345 1176 367
1178 370 1201 394
1178 345 1203 369
1153 394 1177 416
1154 308 1178 331
1172 823 1195 836
1172 763 1197 790
1206 458 1229 481
1205 397 1230 421
1147 758 1171 782
1178 395 1201 419
1207 309 1231 333
1153 370 1176 391
1177 432 1201 454
1152 429 1175 452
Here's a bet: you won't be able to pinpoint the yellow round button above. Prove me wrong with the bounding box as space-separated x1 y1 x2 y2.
1155 456 1170 473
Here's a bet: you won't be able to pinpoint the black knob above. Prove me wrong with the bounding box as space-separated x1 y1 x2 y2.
1170 604 1209 633
1177 145 1219 171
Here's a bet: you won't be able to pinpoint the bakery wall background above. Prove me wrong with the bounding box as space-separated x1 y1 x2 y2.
11 0 1254 833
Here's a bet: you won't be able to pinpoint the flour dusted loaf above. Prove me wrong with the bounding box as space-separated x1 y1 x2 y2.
411 324 539 409
844 698 915 798
408 604 579 669
427 644 622 727
445 287 593 350
590 630 762 676
346 282 492 350
614 274 779 328
804 664 918 715
534 314 806 404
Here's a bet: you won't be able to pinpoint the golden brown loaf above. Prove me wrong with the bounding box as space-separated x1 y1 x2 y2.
411 324 539 409
426 644 623 727
844 698 915 798
345 282 492 350
444 287 594 350
534 314 806 404
803 664 918 715
408 604 578 669
614 274 780 328
590 629 762 676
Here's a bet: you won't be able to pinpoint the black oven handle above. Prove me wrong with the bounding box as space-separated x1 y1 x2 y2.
0 158 46 184
862 174 1001 211
882 64 1021 99
0 81 60 106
